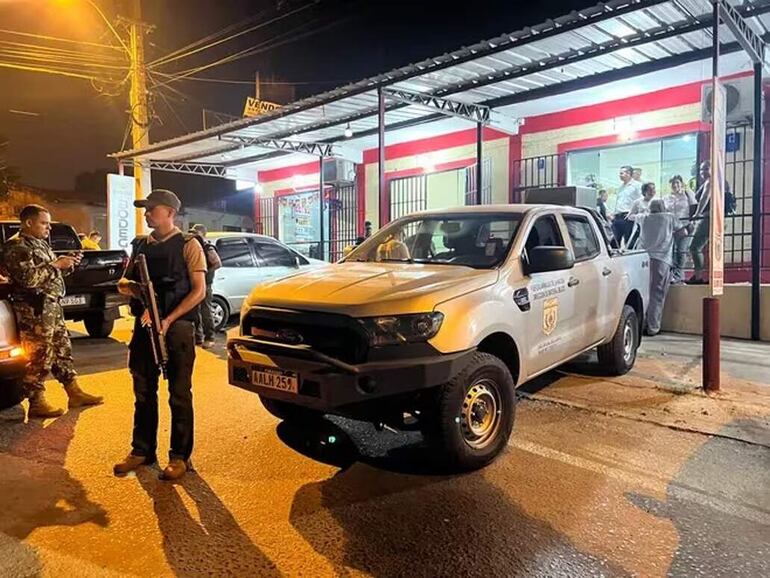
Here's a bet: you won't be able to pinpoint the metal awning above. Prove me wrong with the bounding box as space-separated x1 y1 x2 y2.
111 0 770 179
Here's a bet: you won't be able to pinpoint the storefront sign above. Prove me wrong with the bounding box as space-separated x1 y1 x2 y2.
710 79 726 297
106 173 136 251
725 132 741 153
243 97 281 118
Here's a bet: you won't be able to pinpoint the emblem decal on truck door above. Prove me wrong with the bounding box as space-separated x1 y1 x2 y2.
542 297 559 335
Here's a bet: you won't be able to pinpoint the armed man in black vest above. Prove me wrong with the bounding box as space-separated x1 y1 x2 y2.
113 190 206 481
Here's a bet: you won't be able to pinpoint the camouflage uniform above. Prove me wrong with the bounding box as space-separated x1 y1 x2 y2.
2 233 77 397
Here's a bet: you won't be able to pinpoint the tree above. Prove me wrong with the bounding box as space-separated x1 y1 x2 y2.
0 136 20 199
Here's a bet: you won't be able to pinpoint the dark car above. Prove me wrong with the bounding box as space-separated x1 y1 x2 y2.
0 221 129 338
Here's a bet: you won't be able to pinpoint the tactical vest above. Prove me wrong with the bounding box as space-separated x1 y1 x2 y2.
130 232 198 322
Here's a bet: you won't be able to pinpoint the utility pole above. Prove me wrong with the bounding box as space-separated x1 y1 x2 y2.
124 0 151 234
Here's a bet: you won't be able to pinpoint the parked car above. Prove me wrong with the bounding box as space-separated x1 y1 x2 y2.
228 205 650 471
0 221 129 338
0 284 25 409
208 232 326 331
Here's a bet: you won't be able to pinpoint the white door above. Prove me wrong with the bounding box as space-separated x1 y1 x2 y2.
214 238 260 312
521 215 579 377
561 214 605 346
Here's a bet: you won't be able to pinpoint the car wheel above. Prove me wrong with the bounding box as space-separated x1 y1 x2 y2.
421 352 516 472
84 314 115 338
211 296 229 332
597 304 639 376
259 396 323 422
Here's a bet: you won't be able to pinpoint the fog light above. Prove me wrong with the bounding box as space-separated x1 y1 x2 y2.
10 347 24 358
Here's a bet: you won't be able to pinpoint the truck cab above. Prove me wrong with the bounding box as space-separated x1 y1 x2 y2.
228 205 649 471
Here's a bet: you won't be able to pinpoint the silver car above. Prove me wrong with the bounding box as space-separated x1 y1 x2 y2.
207 232 325 331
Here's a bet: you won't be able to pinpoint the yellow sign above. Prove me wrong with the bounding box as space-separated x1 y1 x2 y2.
543 297 559 335
243 97 281 118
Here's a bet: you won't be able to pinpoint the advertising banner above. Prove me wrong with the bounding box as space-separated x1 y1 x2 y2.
106 173 136 251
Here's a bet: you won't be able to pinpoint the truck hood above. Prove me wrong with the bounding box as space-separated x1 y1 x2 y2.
244 262 498 316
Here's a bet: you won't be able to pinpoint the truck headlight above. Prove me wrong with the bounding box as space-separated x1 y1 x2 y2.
359 312 444 346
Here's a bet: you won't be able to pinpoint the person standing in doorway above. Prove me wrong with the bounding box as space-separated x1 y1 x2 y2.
2 204 103 418
665 175 697 284
189 224 221 347
612 165 642 247
114 190 206 482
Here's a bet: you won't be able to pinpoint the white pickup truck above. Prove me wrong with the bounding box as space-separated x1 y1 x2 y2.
228 205 650 471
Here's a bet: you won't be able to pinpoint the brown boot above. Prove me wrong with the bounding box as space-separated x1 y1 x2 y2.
160 458 191 481
113 453 155 476
27 392 65 419
64 380 104 409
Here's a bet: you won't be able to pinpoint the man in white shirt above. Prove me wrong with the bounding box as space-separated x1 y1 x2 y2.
627 182 656 248
612 165 642 246
664 175 697 284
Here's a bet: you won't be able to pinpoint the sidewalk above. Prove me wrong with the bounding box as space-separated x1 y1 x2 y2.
519 332 770 448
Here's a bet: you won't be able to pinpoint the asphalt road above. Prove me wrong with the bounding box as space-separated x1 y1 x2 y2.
0 318 768 577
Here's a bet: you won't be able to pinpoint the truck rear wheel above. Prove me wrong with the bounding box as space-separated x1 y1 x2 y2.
423 352 515 472
84 314 115 338
259 396 323 423
597 304 638 376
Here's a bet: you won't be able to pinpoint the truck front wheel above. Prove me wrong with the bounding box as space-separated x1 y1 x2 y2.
423 352 516 472
597 304 639 376
84 314 115 338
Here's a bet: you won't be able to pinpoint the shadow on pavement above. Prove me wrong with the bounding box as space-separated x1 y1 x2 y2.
627 418 770 577
284 417 628 577
0 408 109 540
70 333 129 376
137 469 282 577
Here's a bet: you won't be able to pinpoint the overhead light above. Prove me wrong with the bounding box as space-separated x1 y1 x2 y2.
344 123 353 138
682 134 692 143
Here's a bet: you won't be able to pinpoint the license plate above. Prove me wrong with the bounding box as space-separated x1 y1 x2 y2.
61 295 87 307
252 366 299 394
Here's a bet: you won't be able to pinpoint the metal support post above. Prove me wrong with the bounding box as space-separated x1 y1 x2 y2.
127 0 151 235
703 0 721 391
752 61 763 341
476 122 483 205
703 298 721 391
378 87 386 227
319 156 325 261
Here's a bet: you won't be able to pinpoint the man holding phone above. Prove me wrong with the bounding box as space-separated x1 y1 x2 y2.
1 204 103 418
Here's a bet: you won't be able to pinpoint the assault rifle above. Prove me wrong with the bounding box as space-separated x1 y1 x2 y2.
135 254 168 379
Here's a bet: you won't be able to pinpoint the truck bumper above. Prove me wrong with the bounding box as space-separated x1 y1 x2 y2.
227 337 475 412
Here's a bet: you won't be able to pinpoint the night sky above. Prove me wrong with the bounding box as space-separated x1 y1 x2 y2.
0 0 597 206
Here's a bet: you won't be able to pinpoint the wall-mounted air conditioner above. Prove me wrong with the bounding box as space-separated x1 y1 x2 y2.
323 159 356 183
701 76 762 125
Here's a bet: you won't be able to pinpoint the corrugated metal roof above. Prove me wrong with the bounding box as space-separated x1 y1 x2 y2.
112 0 770 179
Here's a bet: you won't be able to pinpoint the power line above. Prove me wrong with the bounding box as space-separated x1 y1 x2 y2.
0 61 102 81
151 15 340 89
150 73 350 86
0 28 124 51
148 1 318 68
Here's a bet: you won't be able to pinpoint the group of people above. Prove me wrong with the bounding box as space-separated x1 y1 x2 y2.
2 190 222 481
596 161 731 336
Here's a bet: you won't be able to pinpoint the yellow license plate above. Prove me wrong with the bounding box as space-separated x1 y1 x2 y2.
252 367 299 394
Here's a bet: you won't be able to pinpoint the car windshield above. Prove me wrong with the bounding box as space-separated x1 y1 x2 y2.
344 213 523 269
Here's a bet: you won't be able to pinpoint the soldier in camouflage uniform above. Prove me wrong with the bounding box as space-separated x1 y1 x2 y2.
2 204 103 418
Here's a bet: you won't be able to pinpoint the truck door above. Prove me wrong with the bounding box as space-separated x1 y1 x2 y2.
561 213 604 346
521 214 578 377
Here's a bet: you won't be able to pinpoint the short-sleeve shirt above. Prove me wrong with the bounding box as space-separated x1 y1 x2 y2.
614 180 643 214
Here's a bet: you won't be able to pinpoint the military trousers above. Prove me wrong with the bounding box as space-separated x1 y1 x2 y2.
14 299 77 398
128 318 196 462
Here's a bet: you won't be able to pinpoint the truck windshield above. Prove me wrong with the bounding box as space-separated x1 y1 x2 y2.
345 213 523 269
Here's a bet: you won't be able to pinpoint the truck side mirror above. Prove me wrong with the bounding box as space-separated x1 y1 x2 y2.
525 246 574 275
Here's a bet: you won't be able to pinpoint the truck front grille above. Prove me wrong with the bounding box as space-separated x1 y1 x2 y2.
242 308 369 365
